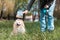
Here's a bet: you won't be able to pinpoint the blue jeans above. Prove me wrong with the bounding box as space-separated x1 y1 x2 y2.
40 0 56 32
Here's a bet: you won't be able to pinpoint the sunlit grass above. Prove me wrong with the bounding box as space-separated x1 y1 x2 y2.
0 20 60 40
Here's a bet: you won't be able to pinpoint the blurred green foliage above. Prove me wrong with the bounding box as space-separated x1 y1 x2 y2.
0 0 60 19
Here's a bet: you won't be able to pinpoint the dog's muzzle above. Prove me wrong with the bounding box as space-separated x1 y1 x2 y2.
17 23 21 26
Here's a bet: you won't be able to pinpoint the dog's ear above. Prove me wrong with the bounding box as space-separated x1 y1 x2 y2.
22 22 25 27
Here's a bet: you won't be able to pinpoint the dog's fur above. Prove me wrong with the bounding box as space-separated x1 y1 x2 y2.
11 19 25 35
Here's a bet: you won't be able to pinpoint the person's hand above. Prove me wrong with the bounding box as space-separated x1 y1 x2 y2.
23 10 29 14
44 5 49 8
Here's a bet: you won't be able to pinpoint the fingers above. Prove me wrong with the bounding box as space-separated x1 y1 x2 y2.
44 5 49 8
23 10 28 14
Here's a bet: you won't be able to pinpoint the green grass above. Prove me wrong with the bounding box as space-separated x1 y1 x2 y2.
0 20 60 40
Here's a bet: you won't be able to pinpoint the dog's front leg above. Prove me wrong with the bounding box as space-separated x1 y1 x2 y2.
11 24 18 35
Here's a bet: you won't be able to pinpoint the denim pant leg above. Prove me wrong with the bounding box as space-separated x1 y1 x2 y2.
47 0 56 30
40 10 46 32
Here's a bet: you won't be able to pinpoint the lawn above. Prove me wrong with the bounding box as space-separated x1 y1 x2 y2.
0 20 60 40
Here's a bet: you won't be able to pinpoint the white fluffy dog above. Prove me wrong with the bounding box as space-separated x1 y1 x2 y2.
11 19 25 35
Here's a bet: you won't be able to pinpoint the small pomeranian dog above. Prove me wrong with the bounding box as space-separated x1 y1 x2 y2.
11 19 25 35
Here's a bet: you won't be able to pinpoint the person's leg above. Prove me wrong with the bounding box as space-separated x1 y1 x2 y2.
40 9 46 32
47 0 56 31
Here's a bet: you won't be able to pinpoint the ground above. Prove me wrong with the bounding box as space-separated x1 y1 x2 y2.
0 20 60 40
